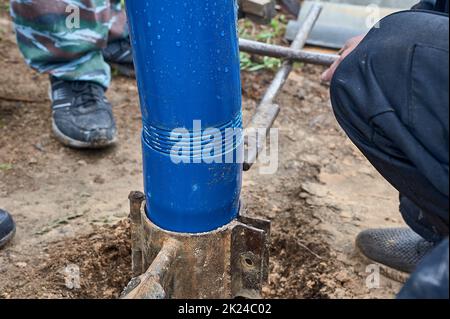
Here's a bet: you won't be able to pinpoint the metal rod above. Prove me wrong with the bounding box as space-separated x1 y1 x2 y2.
122 238 181 299
243 103 280 171
261 3 323 106
239 38 338 66
244 3 323 171
129 191 145 277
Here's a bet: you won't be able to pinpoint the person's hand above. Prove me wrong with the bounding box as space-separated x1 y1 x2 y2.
321 35 365 83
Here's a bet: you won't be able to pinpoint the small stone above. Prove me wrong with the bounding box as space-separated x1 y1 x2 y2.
34 143 45 152
340 211 352 219
301 182 328 198
15 262 27 268
299 192 310 199
335 270 350 283
59 167 69 173
94 175 105 184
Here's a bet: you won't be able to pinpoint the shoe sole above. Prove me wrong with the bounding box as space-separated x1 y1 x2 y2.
0 225 16 249
52 119 118 149
355 245 409 284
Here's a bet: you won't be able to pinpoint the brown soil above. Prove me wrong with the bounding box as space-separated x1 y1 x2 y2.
0 5 405 299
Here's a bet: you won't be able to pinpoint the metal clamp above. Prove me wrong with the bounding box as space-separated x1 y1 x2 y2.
122 192 271 299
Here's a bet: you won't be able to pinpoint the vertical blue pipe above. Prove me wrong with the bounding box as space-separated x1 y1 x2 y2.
125 0 243 233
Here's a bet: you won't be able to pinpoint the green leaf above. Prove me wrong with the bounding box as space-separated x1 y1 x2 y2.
0 163 13 171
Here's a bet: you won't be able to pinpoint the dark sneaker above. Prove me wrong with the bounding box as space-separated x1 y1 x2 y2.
102 39 135 77
0 209 15 249
356 228 435 273
50 77 117 149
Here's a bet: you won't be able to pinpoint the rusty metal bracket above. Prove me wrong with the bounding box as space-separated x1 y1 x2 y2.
121 192 271 299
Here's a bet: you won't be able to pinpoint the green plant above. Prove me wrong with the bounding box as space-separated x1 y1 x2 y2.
240 52 281 72
238 15 287 72
0 163 13 171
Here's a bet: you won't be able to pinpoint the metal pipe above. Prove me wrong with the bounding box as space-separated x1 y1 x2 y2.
129 191 145 277
244 3 323 170
122 238 181 299
125 1 243 233
261 3 323 106
239 38 338 66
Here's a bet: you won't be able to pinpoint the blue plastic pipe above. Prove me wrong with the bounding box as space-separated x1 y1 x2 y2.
125 0 243 233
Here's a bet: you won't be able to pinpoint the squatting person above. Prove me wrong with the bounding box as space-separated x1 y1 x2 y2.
322 0 449 298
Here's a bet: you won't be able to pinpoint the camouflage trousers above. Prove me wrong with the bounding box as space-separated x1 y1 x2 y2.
10 0 128 88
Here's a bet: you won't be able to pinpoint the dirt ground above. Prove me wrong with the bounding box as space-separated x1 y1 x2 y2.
1 7 406 299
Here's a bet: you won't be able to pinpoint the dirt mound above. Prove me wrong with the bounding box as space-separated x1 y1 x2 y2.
267 226 333 299
41 220 132 299
1 216 339 299
1 221 131 299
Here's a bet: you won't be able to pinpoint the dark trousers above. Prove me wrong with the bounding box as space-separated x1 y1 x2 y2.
330 10 449 298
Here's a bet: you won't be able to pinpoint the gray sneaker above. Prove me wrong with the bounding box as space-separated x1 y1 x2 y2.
50 77 117 149
356 228 435 273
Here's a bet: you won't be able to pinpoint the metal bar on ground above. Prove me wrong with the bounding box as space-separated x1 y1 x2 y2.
244 3 323 171
129 191 145 277
261 3 323 106
239 38 338 66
